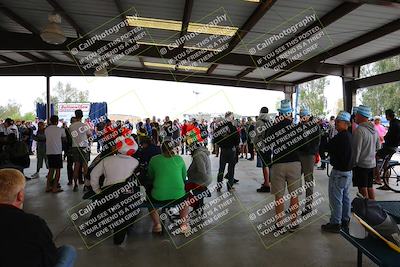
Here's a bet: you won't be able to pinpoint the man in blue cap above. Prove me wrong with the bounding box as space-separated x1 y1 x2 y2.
269 99 302 232
298 106 320 215
352 105 380 200
321 111 353 233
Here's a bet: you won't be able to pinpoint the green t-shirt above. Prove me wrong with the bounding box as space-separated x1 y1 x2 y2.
148 154 187 201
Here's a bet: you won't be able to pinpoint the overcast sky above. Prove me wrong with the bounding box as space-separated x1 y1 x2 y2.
1 75 342 120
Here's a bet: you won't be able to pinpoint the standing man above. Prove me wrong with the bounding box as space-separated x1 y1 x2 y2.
352 105 380 200
45 115 66 193
252 107 271 192
270 100 302 231
69 109 92 192
298 107 320 214
215 112 240 192
321 111 353 233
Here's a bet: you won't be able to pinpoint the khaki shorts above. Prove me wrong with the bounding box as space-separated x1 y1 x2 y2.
270 162 302 198
72 147 90 164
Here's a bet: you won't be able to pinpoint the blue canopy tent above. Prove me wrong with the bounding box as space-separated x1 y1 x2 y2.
89 102 108 125
36 103 54 121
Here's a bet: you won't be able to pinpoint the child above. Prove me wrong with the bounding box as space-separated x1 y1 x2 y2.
321 111 353 233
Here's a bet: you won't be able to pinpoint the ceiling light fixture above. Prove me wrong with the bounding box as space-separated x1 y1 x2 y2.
127 16 238 36
40 13 66 45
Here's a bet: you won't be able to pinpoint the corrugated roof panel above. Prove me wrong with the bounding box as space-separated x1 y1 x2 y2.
47 51 75 62
120 0 184 21
325 30 400 64
233 0 342 54
191 0 255 27
212 64 246 76
276 71 311 82
0 12 32 34
2 52 34 62
1 0 77 37
319 4 400 59
245 68 276 79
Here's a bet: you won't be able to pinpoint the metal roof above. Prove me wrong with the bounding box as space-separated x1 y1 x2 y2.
0 0 399 91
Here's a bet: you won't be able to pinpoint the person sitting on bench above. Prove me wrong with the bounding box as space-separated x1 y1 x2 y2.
148 141 189 234
185 127 212 213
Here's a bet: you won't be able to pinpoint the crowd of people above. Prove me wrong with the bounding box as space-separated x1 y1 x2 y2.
0 101 399 266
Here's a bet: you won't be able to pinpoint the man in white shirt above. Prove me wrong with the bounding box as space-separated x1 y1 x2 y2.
0 118 19 139
68 110 92 192
90 135 139 245
45 115 66 193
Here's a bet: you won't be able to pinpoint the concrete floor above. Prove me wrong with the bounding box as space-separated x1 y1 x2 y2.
22 150 400 267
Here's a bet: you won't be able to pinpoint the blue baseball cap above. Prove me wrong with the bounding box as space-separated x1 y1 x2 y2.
278 99 293 115
336 111 351 122
299 106 310 116
356 105 372 119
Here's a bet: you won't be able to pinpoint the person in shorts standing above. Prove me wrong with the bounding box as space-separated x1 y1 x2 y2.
352 105 380 200
297 107 320 214
68 110 92 192
45 115 66 193
270 100 302 231
252 107 272 193
321 111 353 233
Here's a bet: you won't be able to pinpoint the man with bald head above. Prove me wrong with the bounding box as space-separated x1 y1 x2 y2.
0 169 76 267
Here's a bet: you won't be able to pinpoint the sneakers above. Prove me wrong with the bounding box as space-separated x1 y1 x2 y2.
301 207 312 216
233 179 239 184
321 223 341 233
31 172 39 179
256 185 270 193
73 185 78 192
288 223 300 233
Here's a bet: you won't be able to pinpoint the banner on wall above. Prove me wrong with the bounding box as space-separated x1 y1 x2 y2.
58 103 90 123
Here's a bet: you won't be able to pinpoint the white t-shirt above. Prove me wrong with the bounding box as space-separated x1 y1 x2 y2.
90 154 139 193
45 125 66 155
69 121 92 148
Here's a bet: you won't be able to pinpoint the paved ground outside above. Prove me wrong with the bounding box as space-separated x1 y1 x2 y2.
22 148 400 267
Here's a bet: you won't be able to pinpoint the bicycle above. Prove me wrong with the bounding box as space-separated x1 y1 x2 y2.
377 151 400 193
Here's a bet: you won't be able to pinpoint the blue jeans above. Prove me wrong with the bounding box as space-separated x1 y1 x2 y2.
328 169 352 225
54 245 77 267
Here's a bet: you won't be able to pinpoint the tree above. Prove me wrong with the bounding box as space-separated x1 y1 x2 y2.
298 77 329 116
360 55 400 115
33 82 90 114
0 101 37 121
334 98 343 115
0 101 21 119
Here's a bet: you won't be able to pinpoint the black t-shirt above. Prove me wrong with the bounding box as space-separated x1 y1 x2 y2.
328 130 353 171
384 118 400 148
0 204 57 267
214 121 240 149
270 119 300 165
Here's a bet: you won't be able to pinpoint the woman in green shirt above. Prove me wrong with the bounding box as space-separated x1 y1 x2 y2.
148 141 189 233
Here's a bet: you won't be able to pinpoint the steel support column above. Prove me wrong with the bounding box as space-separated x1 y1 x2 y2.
46 76 51 121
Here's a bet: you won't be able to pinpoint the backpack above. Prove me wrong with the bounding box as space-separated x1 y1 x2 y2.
352 197 400 246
